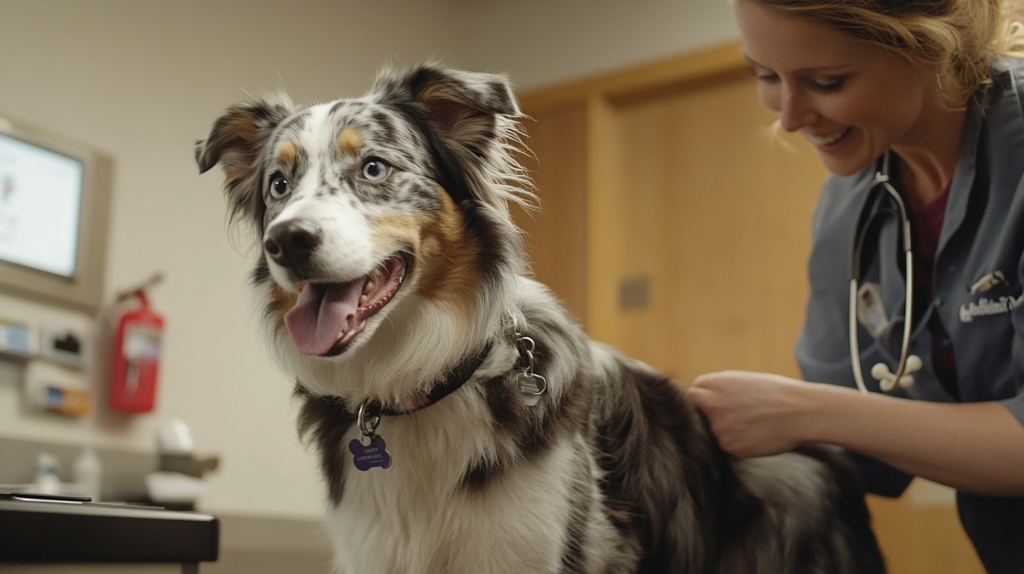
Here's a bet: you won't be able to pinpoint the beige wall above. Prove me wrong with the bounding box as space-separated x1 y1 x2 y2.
0 0 740 519
451 0 739 90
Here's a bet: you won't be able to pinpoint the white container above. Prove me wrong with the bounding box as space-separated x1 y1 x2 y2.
33 452 61 495
73 447 102 502
157 419 195 455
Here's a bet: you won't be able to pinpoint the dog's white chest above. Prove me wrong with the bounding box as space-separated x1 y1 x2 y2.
326 432 595 574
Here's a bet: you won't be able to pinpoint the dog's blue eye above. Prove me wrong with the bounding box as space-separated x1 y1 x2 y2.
361 159 390 182
269 174 289 198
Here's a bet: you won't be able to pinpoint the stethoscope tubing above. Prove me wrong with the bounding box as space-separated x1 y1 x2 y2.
848 152 917 394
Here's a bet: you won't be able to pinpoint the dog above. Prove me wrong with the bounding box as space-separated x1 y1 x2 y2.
196 63 887 574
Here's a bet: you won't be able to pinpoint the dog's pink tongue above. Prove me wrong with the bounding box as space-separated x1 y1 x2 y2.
284 282 361 355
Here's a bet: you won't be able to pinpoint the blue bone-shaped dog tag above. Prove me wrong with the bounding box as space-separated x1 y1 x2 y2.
349 436 392 471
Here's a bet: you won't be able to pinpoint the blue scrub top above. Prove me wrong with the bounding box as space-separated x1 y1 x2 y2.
795 57 1024 574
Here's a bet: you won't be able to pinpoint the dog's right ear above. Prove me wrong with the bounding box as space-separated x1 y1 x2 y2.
195 96 294 227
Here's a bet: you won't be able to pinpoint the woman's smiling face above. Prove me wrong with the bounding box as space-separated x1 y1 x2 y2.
735 0 938 176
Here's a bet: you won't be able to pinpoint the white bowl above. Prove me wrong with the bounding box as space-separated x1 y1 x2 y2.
145 471 207 504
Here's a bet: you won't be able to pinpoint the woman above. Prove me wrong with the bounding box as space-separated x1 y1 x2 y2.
688 1 1024 571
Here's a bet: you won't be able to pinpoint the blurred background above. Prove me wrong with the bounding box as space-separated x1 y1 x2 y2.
0 1 984 573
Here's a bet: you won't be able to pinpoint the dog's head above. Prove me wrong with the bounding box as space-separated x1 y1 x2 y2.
197 64 530 398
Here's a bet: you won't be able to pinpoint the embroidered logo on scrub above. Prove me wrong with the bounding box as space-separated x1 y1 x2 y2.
959 271 1024 323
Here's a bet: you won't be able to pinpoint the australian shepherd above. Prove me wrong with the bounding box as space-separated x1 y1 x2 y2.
196 64 886 574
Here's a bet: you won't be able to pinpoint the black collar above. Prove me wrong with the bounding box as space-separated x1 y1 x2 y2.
374 341 493 416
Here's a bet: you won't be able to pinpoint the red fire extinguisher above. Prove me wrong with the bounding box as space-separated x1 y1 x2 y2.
110 289 164 413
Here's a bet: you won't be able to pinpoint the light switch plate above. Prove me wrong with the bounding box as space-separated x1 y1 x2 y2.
619 275 651 310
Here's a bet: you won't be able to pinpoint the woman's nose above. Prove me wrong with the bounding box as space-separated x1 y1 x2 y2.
778 88 818 132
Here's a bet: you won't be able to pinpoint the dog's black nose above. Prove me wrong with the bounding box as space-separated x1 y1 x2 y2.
264 219 322 269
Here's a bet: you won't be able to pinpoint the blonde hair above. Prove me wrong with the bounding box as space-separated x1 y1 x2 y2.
756 0 1024 105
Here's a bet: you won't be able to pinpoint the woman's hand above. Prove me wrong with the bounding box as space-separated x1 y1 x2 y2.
689 370 1024 495
688 370 820 457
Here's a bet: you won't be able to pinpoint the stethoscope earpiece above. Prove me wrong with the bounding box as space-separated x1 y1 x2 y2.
870 354 922 392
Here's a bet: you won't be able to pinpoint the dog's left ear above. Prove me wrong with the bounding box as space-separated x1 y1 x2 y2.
383 64 524 208
405 65 519 155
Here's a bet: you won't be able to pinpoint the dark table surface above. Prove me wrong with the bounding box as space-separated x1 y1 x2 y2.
0 492 219 564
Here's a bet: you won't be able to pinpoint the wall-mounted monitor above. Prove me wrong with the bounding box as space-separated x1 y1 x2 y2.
0 115 114 314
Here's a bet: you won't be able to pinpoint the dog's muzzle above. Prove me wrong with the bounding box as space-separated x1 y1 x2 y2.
264 218 322 274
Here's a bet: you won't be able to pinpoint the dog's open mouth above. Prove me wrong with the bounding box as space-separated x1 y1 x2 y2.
283 255 407 357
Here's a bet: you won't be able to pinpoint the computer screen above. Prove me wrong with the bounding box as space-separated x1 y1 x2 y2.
0 131 84 279
0 116 113 313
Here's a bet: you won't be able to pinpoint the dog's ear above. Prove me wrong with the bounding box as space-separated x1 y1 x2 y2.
405 65 519 157
379 64 529 211
195 95 294 227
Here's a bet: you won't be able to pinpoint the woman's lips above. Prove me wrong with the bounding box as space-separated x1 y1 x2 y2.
805 126 853 148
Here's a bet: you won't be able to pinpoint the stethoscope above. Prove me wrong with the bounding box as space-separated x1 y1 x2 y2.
848 151 923 394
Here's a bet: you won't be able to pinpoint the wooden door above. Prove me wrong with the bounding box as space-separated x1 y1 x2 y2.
587 71 824 381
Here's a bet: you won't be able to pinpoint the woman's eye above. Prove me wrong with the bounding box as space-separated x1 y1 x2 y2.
810 77 846 94
753 67 779 84
269 174 289 198
361 158 390 181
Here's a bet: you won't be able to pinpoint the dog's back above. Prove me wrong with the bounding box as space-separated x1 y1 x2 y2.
505 279 887 573
596 358 886 573
197 63 886 574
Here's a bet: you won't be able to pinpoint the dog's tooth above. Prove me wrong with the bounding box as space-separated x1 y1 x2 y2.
359 294 368 307
364 280 375 294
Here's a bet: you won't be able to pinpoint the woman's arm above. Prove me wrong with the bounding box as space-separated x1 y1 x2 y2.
688 371 1024 496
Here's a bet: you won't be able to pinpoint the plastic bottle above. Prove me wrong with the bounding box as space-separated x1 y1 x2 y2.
73 447 102 502
33 452 61 495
